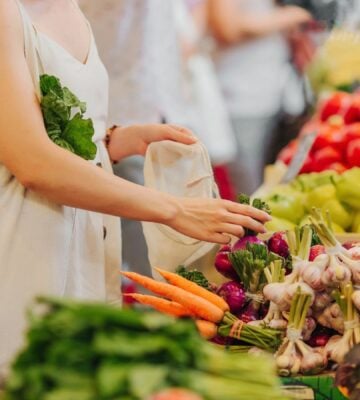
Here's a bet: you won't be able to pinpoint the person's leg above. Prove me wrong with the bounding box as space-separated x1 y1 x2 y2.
228 116 279 196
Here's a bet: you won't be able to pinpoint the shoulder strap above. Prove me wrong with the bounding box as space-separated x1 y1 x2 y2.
14 0 42 99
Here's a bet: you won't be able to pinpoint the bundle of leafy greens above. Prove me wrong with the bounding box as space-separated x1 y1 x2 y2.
3 297 286 400
237 194 271 236
40 74 97 160
176 266 211 290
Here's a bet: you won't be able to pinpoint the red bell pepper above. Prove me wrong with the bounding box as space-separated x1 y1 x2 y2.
346 139 360 167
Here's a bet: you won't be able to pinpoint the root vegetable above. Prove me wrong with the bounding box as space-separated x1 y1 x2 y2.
155 268 229 312
121 272 224 323
124 294 193 317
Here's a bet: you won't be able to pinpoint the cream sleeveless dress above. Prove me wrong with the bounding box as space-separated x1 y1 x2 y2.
0 1 122 368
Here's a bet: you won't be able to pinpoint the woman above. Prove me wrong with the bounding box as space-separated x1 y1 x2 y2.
0 0 270 366
208 0 313 194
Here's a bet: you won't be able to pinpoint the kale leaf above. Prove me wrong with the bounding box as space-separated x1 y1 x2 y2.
40 74 96 160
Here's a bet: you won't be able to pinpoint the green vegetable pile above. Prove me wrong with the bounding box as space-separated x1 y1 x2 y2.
40 75 97 160
3 298 286 400
264 168 360 234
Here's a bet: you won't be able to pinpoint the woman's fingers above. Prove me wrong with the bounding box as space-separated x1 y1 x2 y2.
225 201 271 223
209 233 232 245
223 213 266 234
218 223 245 238
166 125 197 144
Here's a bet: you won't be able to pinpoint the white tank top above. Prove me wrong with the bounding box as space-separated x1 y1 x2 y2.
0 0 121 369
215 0 304 118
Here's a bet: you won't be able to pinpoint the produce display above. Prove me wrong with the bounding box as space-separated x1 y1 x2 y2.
125 203 360 385
278 91 360 175
262 168 360 233
2 297 285 400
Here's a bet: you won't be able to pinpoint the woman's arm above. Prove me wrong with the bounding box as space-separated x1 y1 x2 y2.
0 0 270 244
208 0 312 45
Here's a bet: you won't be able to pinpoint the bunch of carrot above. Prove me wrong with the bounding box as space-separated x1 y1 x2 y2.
122 268 281 352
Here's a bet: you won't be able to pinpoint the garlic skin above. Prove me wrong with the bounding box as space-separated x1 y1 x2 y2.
317 303 344 334
324 335 342 358
313 291 332 313
348 246 360 260
352 290 360 311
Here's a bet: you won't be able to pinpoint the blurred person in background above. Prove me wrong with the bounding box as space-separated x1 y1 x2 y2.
208 0 313 195
175 0 238 200
80 0 196 277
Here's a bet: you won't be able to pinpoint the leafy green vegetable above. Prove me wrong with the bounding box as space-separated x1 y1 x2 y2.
40 75 96 160
4 297 285 400
237 194 271 236
176 266 211 290
229 243 281 292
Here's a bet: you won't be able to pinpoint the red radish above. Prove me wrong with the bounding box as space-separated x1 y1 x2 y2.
307 326 335 348
214 246 238 280
237 303 260 323
267 232 290 258
211 335 235 346
309 245 326 261
217 281 246 314
148 389 203 400
343 241 360 250
232 236 265 252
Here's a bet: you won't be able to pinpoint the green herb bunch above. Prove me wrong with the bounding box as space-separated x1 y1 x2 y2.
3 297 286 400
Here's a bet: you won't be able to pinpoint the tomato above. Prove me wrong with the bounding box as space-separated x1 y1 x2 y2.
299 154 315 174
312 147 342 172
343 94 360 124
346 138 360 167
312 122 346 153
344 122 360 144
277 139 298 165
319 92 351 122
327 162 348 174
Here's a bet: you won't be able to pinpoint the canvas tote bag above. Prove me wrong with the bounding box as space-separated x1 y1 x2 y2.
142 141 220 276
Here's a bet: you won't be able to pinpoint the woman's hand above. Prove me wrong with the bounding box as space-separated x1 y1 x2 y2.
167 197 271 245
107 124 197 162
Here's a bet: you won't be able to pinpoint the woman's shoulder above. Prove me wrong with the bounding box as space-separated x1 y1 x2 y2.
0 0 24 58
0 0 24 49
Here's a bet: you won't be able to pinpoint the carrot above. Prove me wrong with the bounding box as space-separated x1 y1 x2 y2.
124 293 193 318
154 267 229 312
195 320 218 340
121 271 224 323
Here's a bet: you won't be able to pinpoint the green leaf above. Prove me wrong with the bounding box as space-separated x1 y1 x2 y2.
62 114 96 160
40 75 63 97
176 266 211 290
39 75 96 161
128 365 168 399
97 363 128 397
